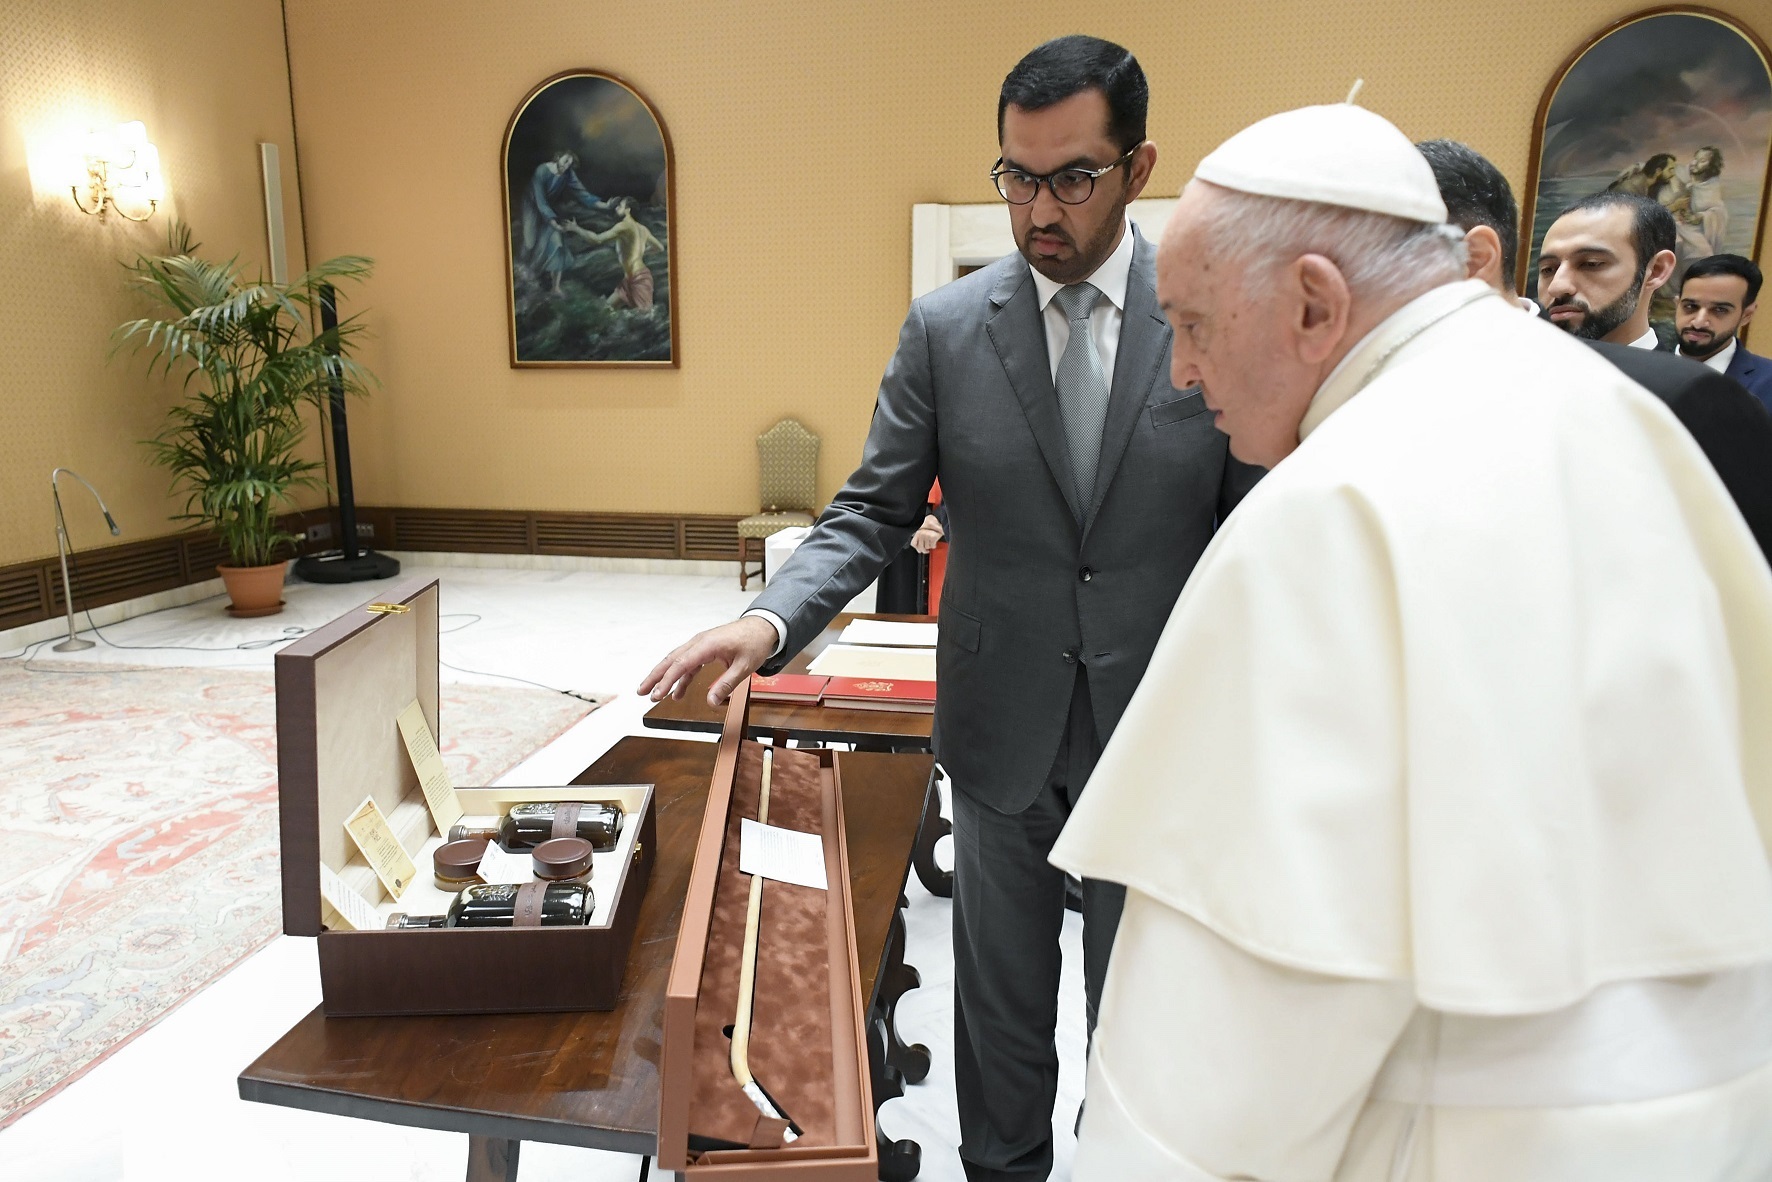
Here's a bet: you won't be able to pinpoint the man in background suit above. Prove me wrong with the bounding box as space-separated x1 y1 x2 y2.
1537 190 1678 349
642 36 1258 1181
1419 139 1772 562
1677 254 1772 415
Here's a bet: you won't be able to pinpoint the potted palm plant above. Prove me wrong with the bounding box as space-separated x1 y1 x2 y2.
115 225 374 616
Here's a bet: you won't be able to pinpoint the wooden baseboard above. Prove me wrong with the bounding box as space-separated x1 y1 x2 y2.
359 506 743 561
0 507 744 632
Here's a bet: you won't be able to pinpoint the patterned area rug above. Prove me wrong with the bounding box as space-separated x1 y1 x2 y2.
0 662 603 1127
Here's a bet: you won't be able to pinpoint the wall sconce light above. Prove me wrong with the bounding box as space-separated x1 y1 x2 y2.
71 121 163 222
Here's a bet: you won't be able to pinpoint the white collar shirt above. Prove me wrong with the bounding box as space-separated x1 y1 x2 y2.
1691 338 1738 374
1028 221 1135 387
1627 327 1660 350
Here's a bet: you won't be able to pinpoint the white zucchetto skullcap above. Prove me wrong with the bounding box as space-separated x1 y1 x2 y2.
1194 103 1449 224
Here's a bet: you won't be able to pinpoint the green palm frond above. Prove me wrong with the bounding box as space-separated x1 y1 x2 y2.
116 221 376 568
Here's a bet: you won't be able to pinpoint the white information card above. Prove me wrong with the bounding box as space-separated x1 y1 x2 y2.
739 819 829 891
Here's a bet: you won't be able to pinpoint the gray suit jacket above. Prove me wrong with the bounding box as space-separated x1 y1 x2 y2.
753 228 1260 811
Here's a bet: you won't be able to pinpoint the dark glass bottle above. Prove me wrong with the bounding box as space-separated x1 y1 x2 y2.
449 802 622 852
387 881 593 928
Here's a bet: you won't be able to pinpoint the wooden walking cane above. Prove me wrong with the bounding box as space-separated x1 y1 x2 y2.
731 745 798 1139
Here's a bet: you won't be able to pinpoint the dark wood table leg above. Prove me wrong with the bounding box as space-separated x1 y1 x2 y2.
911 772 953 898
869 1016 922 1181
466 1135 520 1182
880 908 930 1085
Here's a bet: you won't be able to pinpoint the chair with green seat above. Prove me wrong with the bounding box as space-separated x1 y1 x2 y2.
737 418 820 589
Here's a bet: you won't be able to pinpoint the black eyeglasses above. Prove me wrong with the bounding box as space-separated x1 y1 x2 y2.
990 144 1142 206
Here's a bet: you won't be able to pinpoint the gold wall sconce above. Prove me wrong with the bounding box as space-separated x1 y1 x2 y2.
71 121 163 221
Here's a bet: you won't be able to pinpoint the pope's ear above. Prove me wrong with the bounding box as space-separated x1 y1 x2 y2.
1292 254 1351 363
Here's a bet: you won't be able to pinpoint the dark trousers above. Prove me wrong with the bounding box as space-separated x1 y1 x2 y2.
950 671 1126 1182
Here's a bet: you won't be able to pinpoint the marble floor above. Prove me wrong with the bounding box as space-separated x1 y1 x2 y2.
0 560 1088 1182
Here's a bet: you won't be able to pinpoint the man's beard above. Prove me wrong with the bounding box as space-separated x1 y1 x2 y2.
1680 325 1735 360
1548 283 1641 341
1019 194 1128 285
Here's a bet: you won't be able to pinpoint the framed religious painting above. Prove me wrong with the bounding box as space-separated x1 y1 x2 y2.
1519 8 1772 342
502 70 678 367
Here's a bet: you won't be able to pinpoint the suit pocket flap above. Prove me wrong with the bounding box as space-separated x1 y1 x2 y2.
1150 390 1209 427
941 604 981 653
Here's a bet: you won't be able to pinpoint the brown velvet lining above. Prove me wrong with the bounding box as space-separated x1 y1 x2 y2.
689 741 839 1148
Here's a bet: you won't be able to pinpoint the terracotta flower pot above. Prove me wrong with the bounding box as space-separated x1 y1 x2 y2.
217 560 288 617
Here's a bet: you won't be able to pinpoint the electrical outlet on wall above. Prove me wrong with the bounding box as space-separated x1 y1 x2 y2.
356 523 375 538
305 522 333 542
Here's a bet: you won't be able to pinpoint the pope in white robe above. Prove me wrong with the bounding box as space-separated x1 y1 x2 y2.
1051 103 1772 1181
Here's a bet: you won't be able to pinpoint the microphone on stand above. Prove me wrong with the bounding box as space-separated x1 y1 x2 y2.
50 468 121 653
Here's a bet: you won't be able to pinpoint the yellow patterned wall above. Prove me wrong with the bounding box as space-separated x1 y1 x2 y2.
280 0 1768 519
0 0 307 567
8 0 1767 561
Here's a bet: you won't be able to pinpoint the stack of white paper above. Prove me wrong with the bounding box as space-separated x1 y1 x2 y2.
837 619 939 647
807 643 937 680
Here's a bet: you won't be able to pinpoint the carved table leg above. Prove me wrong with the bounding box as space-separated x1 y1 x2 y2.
465 1135 520 1182
911 772 953 898
880 909 930 1085
869 1016 922 1180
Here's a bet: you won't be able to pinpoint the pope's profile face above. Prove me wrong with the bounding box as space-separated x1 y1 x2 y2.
999 90 1150 285
1157 184 1316 468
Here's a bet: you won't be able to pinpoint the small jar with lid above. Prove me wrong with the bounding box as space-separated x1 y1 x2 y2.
433 838 488 892
531 836 595 887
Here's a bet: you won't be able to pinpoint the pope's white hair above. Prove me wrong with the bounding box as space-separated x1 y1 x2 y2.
1186 181 1467 303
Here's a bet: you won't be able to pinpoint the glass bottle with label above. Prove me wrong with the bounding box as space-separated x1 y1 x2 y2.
449 801 622 852
387 881 593 928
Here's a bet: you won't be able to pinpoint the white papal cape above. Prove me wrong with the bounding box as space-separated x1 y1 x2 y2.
1051 279 1772 1181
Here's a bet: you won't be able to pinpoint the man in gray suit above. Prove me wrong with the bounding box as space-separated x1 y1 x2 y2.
642 36 1258 1181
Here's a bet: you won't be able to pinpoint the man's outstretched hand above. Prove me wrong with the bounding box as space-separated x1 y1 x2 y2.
638 616 779 706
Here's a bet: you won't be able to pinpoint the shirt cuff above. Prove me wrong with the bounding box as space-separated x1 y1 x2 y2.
742 609 788 659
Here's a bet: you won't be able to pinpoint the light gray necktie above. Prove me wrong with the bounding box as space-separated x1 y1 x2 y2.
1052 282 1109 508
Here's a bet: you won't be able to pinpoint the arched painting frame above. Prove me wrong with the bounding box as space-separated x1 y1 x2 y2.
1518 7 1771 344
502 70 678 367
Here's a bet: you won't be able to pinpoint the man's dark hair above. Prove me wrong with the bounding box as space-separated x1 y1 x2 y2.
1681 254 1763 305
1643 152 1677 175
1553 191 1676 284
998 36 1147 153
1416 139 1519 288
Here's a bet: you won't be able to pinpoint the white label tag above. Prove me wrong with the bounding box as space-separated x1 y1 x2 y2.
475 843 534 886
343 795 416 900
739 819 829 891
396 699 463 834
319 863 383 931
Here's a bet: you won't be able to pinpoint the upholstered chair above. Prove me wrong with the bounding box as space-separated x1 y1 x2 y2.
736 418 819 588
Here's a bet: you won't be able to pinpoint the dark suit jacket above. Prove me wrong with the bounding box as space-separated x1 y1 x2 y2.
1724 343 1772 417
751 228 1262 811
1587 340 1772 562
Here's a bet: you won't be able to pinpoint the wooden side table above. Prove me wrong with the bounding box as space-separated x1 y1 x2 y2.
240 736 935 1181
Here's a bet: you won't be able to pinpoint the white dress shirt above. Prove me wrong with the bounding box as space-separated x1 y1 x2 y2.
1627 326 1659 350
1028 220 1134 385
745 222 1138 656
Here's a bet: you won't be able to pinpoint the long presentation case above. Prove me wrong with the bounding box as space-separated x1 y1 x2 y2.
274 575 654 1016
658 682 877 1178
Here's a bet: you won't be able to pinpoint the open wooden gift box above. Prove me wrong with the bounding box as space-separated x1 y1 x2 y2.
274 576 654 1016
658 682 877 1178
